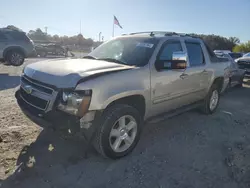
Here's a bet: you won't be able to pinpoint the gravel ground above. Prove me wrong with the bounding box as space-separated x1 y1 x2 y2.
1 59 250 188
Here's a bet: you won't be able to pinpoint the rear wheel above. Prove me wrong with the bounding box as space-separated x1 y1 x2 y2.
202 84 220 114
39 51 47 57
6 50 25 66
93 104 142 159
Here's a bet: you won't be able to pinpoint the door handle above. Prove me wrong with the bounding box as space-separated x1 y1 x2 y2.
180 73 188 79
202 69 209 74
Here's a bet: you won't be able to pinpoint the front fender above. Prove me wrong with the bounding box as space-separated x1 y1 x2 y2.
75 67 150 111
101 90 147 109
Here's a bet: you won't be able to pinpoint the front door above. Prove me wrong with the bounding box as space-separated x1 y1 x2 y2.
0 31 8 59
150 39 197 117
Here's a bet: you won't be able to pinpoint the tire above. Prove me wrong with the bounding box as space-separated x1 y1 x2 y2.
39 51 47 57
93 104 142 159
201 84 220 114
227 78 231 89
236 76 244 88
6 50 25 66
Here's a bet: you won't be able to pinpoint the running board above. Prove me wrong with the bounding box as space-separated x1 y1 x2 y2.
146 101 203 124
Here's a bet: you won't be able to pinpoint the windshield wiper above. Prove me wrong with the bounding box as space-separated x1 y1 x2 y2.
98 58 127 65
82 55 96 59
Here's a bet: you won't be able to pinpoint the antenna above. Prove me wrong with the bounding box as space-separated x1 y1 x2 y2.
44 26 48 34
80 20 82 34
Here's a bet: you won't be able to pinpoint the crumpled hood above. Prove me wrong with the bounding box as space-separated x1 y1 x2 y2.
24 58 133 88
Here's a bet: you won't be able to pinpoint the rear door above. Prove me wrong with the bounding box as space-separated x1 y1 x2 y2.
0 31 8 58
183 41 210 100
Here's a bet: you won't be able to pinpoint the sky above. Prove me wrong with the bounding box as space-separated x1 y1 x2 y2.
0 0 249 42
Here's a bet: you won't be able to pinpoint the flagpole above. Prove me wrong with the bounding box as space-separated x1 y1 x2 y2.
112 19 114 37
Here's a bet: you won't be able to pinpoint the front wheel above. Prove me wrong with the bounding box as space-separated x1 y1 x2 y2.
39 51 47 57
93 104 142 159
236 76 244 88
6 50 25 66
201 84 220 114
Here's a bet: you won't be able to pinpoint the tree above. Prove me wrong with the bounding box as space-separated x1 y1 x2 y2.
85 38 94 47
77 34 85 45
52 35 60 42
189 34 240 51
28 28 48 41
233 41 250 53
6 25 23 31
229 37 240 44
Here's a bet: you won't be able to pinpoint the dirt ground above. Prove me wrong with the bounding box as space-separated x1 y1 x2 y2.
1 60 250 188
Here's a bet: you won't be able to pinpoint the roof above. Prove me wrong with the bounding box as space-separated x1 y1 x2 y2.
121 31 199 40
0 27 25 33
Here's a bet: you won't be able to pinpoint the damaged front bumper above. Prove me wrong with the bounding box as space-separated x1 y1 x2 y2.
15 90 102 138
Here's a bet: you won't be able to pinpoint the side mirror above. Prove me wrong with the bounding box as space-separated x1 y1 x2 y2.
155 51 188 71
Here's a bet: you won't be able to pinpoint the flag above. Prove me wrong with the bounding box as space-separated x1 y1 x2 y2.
114 16 123 29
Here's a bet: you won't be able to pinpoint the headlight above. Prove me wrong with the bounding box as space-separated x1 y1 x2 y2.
62 92 70 102
58 90 92 117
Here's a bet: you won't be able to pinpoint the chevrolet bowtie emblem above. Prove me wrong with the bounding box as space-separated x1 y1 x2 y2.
23 85 33 94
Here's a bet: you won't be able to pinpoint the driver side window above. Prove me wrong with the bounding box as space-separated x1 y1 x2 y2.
158 42 183 60
155 41 183 71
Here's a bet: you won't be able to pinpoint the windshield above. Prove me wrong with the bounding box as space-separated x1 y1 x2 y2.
243 52 250 57
88 37 158 66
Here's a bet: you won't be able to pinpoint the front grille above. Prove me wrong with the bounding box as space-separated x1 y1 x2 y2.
20 88 48 110
238 61 250 69
21 76 53 95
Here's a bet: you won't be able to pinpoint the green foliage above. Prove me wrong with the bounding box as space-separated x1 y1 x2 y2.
190 34 240 51
27 28 95 47
233 41 250 53
2 25 245 50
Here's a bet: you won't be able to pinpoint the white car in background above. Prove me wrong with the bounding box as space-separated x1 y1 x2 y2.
215 52 245 88
235 53 250 75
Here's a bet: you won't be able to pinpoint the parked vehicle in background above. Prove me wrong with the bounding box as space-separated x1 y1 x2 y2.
228 52 243 60
35 43 66 57
0 28 35 66
16 31 230 159
243 52 250 57
215 52 245 88
235 52 250 75
214 50 231 54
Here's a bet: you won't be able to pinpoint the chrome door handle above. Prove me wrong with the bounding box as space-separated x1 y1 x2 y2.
202 70 208 74
180 73 188 79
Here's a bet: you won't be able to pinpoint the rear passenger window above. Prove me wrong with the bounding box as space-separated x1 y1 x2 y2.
8 32 29 41
185 42 204 66
158 42 182 60
204 42 218 62
0 32 7 40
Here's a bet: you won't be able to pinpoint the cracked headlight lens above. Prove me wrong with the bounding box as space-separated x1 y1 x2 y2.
58 90 92 117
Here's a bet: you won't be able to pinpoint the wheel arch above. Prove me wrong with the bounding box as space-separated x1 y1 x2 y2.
3 46 26 60
211 77 224 92
103 94 146 119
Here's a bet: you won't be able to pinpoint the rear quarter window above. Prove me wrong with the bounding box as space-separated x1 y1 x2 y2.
8 31 30 42
204 42 219 62
0 31 7 40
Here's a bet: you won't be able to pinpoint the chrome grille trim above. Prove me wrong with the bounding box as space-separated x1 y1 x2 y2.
21 76 54 95
20 75 58 112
